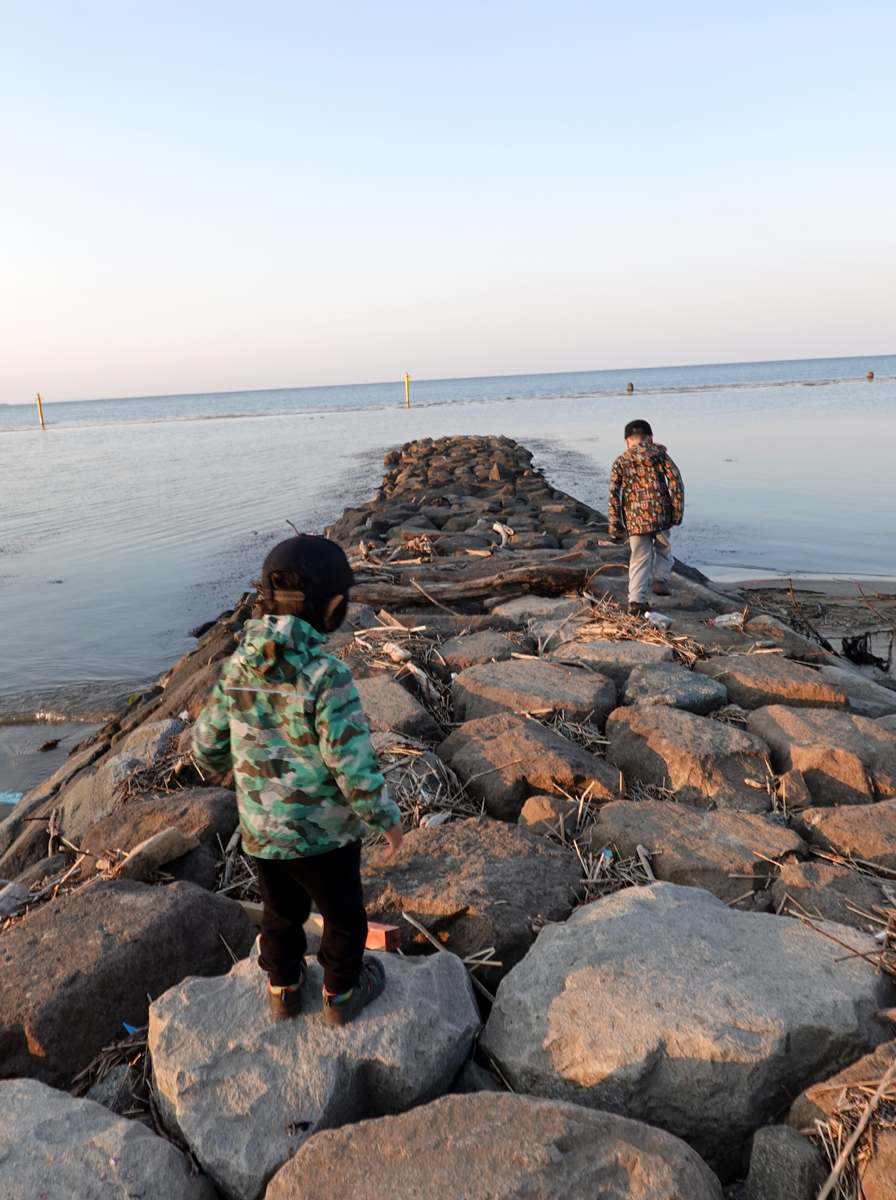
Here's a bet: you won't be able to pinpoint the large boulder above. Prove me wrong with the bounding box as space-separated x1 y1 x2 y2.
453 658 618 727
622 661 728 715
693 656 848 710
265 1093 724 1200
818 664 896 718
437 712 619 820
770 859 890 931
490 596 583 624
361 817 581 989
439 630 528 676
149 949 480 1200
590 800 805 903
0 879 255 1085
746 706 896 805
79 787 238 889
791 800 896 870
480 882 895 1179
0 1078 216 1200
743 1125 826 1200
606 704 774 812
548 639 674 685
355 674 444 742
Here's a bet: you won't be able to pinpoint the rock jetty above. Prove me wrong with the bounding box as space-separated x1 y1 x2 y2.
2 433 896 1198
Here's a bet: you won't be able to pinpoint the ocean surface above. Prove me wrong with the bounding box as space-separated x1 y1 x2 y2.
2 354 895 791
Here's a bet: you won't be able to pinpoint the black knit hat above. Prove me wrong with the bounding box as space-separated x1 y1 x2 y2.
624 419 653 438
261 535 354 604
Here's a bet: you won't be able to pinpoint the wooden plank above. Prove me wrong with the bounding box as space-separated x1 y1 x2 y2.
237 901 400 951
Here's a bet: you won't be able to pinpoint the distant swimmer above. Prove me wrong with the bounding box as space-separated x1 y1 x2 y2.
626 382 634 392
867 371 874 379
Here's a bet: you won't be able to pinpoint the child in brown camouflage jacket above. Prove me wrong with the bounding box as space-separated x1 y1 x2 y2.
607 419 685 615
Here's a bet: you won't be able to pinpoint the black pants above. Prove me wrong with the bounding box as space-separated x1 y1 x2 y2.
252 841 368 993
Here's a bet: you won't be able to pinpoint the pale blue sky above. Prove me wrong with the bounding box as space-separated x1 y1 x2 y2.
1 2 893 403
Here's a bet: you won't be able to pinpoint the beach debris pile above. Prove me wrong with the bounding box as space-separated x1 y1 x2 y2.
2 434 896 1198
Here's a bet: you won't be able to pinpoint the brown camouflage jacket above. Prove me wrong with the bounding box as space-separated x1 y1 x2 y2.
607 443 684 539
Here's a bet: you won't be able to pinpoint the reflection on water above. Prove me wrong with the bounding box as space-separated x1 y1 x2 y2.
1 356 894 748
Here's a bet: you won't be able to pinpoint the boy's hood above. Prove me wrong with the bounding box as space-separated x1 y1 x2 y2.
233 614 327 684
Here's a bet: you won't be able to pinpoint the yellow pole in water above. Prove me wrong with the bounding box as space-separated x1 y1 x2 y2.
405 373 410 408
35 393 45 429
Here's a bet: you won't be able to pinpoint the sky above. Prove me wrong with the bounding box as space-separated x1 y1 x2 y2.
1 2 894 404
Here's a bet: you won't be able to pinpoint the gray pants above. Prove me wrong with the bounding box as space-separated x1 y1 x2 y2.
627 529 674 602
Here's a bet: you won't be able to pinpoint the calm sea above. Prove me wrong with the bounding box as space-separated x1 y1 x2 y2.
1 354 894 790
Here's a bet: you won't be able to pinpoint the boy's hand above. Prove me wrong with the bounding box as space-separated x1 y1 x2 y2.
383 822 404 855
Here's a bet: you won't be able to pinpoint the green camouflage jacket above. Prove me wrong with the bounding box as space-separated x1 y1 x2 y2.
607 442 684 539
191 614 399 859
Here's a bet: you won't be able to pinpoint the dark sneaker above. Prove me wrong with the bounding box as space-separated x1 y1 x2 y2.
628 601 647 617
323 957 386 1027
651 581 671 596
268 964 306 1021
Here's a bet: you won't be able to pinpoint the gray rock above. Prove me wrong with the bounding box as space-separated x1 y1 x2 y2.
787 1038 896 1128
879 712 896 734
791 799 896 870
0 879 255 1086
743 614 836 664
149 949 480 1200
356 674 444 742
453 658 618 727
0 1077 215 1200
590 800 805 903
79 786 238 889
490 596 583 624
744 1126 826 1200
548 638 674 684
439 630 527 676
480 882 895 1178
518 793 582 836
606 704 774 812
770 859 890 931
265 1093 724 1200
746 706 896 805
58 719 186 844
0 880 29 917
623 661 728 715
693 656 848 710
361 817 581 989
453 1060 506 1094
437 711 619 820
817 664 896 718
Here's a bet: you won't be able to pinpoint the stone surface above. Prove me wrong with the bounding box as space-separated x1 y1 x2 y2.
490 596 584 624
693 655 848 710
149 949 480 1200
361 817 581 989
0 1078 215 1200
453 658 618 727
590 800 805 903
265 1093 724 1200
788 1038 896 1127
746 706 896 805
480 882 895 1178
744 1125 826 1200
622 661 728 715
79 787 238 889
518 793 582 835
355 673 444 742
437 712 619 820
439 629 527 676
548 639 674 684
0 879 255 1085
770 859 890 931
791 800 896 871
743 614 835 663
819 664 896 718
606 704 774 812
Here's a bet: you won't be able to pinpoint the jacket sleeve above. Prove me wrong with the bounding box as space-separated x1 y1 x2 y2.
607 457 625 539
315 662 401 834
191 678 234 776
664 453 685 526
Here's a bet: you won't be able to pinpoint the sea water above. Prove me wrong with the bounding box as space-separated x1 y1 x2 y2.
1 355 894 791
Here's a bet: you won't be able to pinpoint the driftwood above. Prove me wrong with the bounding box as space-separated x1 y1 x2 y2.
350 564 587 609
113 827 199 881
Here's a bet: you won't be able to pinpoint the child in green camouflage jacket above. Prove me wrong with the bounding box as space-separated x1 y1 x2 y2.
192 535 403 1025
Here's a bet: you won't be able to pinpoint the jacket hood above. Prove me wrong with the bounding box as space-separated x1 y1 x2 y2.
234 614 327 684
